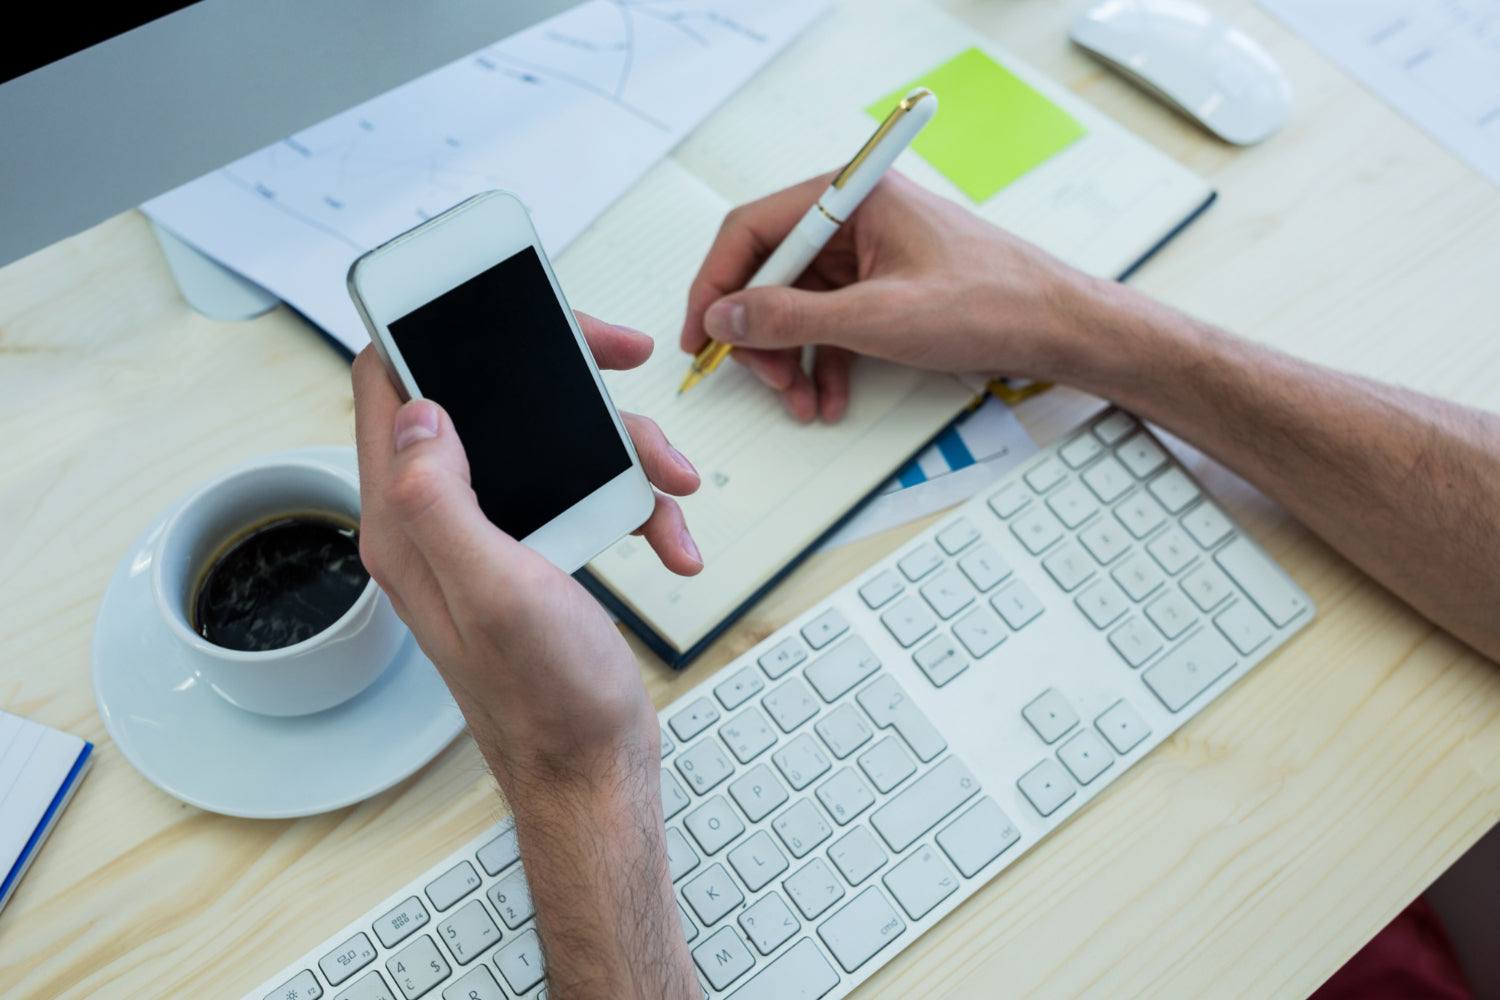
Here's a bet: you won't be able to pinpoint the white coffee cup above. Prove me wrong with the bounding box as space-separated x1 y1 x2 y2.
151 453 406 716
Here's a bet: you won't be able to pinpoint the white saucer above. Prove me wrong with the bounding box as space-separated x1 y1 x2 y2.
92 446 466 819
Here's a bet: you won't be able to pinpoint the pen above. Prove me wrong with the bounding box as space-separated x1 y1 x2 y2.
680 87 937 394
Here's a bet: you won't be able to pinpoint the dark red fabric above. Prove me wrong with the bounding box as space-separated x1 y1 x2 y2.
1310 897 1473 1000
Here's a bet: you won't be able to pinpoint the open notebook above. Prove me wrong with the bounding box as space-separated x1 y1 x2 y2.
561 0 1215 667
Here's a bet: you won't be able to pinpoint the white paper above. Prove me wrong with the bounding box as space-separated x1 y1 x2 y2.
143 0 828 353
0 711 88 911
1260 0 1500 187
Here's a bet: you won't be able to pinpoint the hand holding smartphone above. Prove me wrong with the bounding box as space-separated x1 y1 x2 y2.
347 191 656 574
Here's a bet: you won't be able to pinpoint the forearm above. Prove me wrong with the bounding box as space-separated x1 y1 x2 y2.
468 723 699 1000
1061 279 1500 661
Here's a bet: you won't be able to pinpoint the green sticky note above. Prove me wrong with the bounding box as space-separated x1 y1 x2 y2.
867 48 1086 204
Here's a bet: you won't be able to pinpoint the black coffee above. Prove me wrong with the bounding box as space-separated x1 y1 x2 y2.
191 512 368 652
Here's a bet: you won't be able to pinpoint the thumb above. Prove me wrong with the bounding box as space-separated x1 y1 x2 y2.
704 283 886 353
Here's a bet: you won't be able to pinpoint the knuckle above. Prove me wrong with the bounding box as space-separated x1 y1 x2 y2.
385 457 446 523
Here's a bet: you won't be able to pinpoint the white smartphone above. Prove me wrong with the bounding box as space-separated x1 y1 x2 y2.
347 191 655 574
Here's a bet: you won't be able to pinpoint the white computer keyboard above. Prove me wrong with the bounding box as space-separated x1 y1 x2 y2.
246 406 1313 1000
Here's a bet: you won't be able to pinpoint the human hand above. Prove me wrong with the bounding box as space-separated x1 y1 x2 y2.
352 314 700 789
680 171 1109 422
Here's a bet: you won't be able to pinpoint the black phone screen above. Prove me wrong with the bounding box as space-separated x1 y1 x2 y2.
386 246 632 541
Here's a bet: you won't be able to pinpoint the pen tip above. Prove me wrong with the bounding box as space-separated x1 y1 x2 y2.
679 369 703 394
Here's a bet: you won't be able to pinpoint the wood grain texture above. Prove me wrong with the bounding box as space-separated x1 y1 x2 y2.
2 1 1498 997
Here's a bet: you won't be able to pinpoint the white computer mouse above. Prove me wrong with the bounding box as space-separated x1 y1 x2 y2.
1070 0 1293 145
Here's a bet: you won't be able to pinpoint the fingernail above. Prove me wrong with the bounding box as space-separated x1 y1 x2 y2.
681 529 702 566
669 446 698 479
705 300 747 343
394 399 440 452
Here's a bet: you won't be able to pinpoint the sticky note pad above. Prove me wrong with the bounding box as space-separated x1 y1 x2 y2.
867 48 1086 203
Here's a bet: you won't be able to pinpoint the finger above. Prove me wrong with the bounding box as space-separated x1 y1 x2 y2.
813 346 855 423
622 413 700 497
575 311 654 371
681 173 836 354
733 349 817 423
353 348 404 513
701 282 889 354
631 492 702 576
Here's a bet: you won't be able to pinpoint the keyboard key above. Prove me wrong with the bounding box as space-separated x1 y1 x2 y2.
919 569 976 619
1075 578 1129 628
1182 500 1234 549
660 734 674 758
441 967 501 1000
1093 410 1138 444
494 930 544 993
660 770 691 820
857 674 947 762
1143 628 1238 712
1146 590 1198 639
1042 543 1095 592
1096 699 1151 753
1215 600 1274 654
991 580 1045 629
870 756 981 853
1181 563 1234 611
773 799 833 858
936 798 1020 877
676 739 736 794
1011 506 1065 554
669 698 721 741
1057 730 1113 785
1215 535 1310 626
270 970 324 1000
801 608 849 649
373 897 430 949
665 827 700 881
773 733 832 790
683 864 744 926
1022 688 1079 744
818 888 906 973
882 844 959 920
722 938 839 1000
728 830 789 892
1024 456 1068 493
738 893 801 955
815 767 876 825
436 899 500 965
957 543 1012 591
913 634 969 687
783 858 846 920
1046 480 1100 528
386 935 450 1000
1112 553 1165 601
987 482 1030 518
828 826 888 886
1109 616 1165 667
693 927 756 990
474 827 519 876
486 868 533 929
1147 527 1196 575
952 607 1005 658
685 795 746 855
729 765 789 823
858 570 904 609
425 862 480 913
1147 467 1200 513
898 544 943 581
880 595 937 648
1116 431 1168 478
720 707 778 763
762 678 819 732
321 933 378 987
936 517 980 554
815 704 873 758
677 903 698 944
805 637 882 702
1114 490 1167 538
1082 455 1132 503
1017 759 1076 816
857 737 917 794
714 666 765 711
758 637 808 679
1060 432 1103 468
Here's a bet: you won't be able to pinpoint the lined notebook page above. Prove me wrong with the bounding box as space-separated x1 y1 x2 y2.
557 160 973 651
673 0 1213 278
1 711 90 911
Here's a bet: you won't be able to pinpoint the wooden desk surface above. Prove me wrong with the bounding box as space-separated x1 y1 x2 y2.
3 1 1499 997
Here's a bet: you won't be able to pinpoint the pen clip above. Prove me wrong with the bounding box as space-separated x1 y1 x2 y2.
832 88 933 190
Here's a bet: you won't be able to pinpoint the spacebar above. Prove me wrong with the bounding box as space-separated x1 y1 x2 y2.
727 939 839 1000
